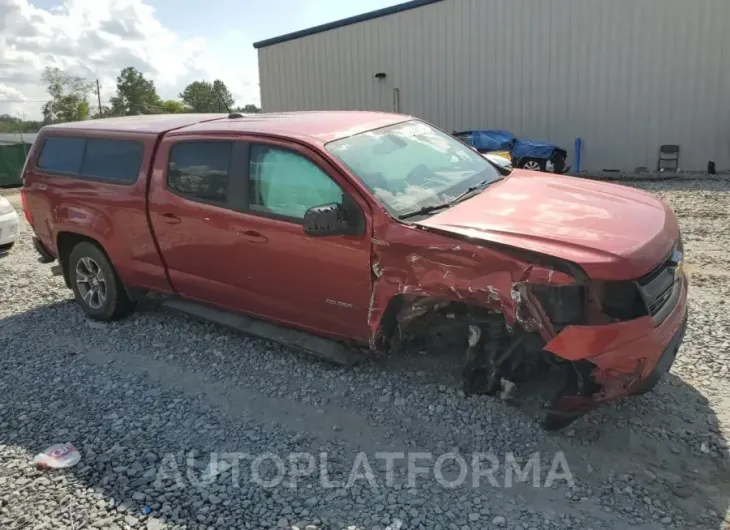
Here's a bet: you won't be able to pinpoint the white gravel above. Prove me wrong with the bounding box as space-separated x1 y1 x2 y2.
1 177 729 530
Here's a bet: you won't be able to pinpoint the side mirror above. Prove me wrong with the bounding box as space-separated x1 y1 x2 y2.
303 203 352 236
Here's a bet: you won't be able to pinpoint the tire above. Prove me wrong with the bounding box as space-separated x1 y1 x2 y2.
541 409 586 431
0 242 14 252
68 242 135 321
519 158 545 172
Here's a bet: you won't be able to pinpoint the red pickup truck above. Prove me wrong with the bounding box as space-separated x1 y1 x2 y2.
21 112 687 429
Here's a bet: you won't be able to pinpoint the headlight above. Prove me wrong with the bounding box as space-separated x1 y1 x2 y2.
0 198 15 216
531 284 586 325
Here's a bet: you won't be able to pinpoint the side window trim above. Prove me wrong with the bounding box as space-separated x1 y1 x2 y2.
165 139 247 212
242 142 353 226
227 142 250 212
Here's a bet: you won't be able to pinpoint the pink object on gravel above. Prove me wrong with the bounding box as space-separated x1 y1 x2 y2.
33 443 81 469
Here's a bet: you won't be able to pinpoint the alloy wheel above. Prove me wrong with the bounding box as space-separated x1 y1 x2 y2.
75 257 107 310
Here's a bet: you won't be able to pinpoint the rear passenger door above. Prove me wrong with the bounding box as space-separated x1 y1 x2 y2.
147 138 254 310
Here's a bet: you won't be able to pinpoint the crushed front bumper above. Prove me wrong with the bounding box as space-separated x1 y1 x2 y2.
542 275 688 416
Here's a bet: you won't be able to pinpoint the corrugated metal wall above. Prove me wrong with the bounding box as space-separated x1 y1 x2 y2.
258 0 730 171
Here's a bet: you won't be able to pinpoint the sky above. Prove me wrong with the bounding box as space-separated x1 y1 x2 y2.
0 0 403 119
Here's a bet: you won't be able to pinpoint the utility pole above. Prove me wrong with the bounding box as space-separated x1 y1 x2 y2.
95 79 102 116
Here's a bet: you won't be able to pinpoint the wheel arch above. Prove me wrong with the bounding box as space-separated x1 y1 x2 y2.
374 292 498 354
57 232 107 288
56 232 130 300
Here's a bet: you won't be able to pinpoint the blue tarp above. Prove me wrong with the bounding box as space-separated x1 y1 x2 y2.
458 130 559 160
512 139 557 160
469 130 516 152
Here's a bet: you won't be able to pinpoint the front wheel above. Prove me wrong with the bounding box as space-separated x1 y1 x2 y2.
68 242 135 321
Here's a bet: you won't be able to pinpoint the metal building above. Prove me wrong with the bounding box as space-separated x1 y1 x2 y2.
254 0 730 172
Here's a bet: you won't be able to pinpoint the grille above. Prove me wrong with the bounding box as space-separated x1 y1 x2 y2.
637 245 682 319
648 283 674 315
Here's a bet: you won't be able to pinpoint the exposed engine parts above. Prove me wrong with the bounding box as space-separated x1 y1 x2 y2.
382 299 611 430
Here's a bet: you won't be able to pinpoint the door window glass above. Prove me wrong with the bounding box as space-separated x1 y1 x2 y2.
249 145 342 219
168 141 232 204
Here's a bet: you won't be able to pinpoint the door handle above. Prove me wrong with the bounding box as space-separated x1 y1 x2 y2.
160 213 181 225
238 229 268 243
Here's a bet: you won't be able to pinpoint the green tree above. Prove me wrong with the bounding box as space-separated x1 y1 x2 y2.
40 67 92 124
212 80 234 110
179 81 211 112
179 79 234 112
239 104 262 114
110 67 162 115
90 106 113 119
160 100 188 113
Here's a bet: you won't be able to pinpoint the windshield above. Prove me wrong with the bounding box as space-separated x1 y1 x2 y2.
325 120 501 217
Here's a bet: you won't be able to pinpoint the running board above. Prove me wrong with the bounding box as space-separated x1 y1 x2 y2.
162 298 362 367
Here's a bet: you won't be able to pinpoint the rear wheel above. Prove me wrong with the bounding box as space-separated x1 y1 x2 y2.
519 158 545 172
68 242 135 321
0 242 14 253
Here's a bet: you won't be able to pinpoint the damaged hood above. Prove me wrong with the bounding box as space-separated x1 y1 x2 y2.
416 171 679 280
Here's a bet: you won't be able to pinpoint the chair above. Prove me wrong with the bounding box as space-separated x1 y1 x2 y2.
657 145 680 172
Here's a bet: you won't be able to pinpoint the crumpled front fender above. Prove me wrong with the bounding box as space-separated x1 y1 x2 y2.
368 220 574 350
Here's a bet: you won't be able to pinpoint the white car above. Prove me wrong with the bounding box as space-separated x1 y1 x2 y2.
0 196 19 256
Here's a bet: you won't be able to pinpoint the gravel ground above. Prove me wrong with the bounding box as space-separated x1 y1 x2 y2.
1 178 729 530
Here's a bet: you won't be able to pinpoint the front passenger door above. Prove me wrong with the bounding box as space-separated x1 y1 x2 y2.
235 142 373 343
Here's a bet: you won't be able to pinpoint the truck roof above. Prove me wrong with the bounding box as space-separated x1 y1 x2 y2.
40 111 411 144
42 113 227 134
169 111 410 144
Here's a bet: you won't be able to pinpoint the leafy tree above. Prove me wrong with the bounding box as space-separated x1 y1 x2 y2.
40 67 92 124
160 99 188 114
178 81 211 112
212 80 234 110
90 106 113 119
179 79 234 112
239 104 262 114
110 67 162 115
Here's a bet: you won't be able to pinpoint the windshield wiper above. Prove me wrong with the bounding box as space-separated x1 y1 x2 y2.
450 178 496 204
398 203 452 220
398 177 502 220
